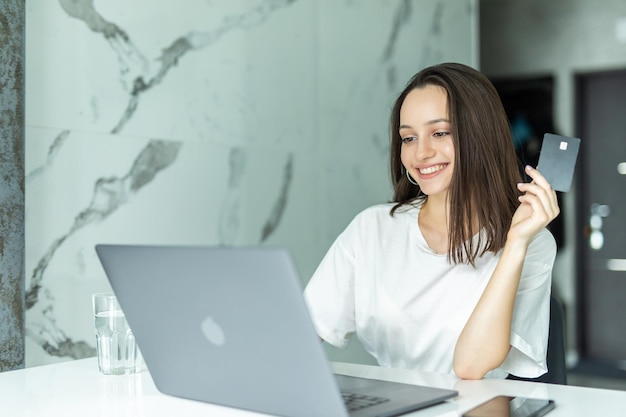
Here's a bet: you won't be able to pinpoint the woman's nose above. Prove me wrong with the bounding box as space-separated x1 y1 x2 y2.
414 137 435 160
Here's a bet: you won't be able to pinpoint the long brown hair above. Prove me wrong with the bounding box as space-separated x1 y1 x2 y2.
389 63 522 265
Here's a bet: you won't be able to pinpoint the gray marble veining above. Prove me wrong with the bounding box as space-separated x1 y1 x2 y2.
260 154 293 242
25 139 181 359
219 147 247 245
59 0 298 134
25 130 70 183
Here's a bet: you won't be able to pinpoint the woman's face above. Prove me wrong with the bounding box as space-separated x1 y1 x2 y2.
399 85 455 199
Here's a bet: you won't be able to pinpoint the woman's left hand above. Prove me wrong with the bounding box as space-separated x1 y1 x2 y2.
509 165 560 243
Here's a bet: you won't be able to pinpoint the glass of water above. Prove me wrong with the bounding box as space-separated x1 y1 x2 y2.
92 293 144 375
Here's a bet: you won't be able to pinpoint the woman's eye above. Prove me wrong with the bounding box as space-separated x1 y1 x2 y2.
401 136 416 144
433 131 450 138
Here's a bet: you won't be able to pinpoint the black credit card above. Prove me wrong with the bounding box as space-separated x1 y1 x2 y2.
536 133 581 192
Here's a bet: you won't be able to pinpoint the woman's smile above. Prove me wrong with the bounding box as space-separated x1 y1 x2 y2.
417 163 449 177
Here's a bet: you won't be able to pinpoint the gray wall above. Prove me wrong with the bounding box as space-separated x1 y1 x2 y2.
480 0 626 365
0 0 25 372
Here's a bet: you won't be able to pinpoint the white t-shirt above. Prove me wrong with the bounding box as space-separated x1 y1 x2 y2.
304 202 556 379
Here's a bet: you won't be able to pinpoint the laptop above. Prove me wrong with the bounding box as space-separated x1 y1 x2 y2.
95 244 457 417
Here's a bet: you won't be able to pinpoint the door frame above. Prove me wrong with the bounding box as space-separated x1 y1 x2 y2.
574 67 626 378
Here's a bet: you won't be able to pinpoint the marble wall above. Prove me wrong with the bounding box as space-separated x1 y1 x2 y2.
24 0 477 367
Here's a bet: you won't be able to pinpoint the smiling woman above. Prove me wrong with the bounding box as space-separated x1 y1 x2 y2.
390 63 525 266
304 62 561 381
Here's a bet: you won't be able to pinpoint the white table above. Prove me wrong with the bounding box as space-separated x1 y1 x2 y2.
1 357 625 416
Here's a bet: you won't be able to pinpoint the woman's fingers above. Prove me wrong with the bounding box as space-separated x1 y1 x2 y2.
528 165 560 214
517 183 559 219
524 165 551 189
516 166 560 223
517 192 558 225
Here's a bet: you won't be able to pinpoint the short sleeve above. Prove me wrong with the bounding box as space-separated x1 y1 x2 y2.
499 228 557 378
303 227 358 349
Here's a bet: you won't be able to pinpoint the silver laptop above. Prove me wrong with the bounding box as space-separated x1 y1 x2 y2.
95 244 457 417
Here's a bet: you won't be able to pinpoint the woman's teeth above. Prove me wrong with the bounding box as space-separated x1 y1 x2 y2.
419 164 446 175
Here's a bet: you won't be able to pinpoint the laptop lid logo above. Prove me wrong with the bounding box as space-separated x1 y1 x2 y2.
200 316 226 346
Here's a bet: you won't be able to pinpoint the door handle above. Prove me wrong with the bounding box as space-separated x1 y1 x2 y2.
587 204 610 250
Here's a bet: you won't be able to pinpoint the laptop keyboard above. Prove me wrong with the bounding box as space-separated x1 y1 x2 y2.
341 392 390 412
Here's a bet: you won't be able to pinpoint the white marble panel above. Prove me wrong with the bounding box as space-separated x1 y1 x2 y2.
24 0 476 367
25 126 308 366
317 0 477 242
315 0 477 364
26 0 315 148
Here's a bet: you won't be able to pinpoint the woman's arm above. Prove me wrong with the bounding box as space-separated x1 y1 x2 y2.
453 166 560 379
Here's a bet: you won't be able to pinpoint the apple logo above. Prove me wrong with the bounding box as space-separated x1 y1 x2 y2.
200 315 226 346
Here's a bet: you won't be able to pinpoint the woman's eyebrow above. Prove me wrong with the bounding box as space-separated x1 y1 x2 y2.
399 119 450 130
425 118 450 125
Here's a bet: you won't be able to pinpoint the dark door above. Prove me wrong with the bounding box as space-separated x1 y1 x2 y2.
576 69 626 372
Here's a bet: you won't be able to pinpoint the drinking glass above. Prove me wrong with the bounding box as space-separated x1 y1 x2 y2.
92 293 144 375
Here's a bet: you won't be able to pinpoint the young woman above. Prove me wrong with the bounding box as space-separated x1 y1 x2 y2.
304 63 559 380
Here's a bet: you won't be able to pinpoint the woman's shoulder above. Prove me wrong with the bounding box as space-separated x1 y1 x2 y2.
333 202 418 252
358 202 395 215
349 201 419 226
356 200 421 218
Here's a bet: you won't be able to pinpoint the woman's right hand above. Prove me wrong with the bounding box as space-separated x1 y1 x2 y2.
509 165 560 245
